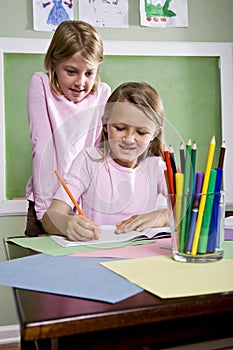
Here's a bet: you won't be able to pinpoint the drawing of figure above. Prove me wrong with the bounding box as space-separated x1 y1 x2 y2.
43 0 72 26
144 0 176 22
105 0 119 4
89 0 118 4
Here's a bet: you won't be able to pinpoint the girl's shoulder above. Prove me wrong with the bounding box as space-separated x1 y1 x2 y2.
98 81 111 96
70 146 104 177
75 146 104 165
31 71 48 81
99 81 111 90
29 72 49 87
144 154 165 163
143 155 166 170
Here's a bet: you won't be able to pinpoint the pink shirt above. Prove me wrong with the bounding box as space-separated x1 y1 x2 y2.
54 148 168 226
26 72 111 220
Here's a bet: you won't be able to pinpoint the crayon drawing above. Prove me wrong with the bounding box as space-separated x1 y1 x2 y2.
33 0 74 32
140 0 188 28
78 0 128 28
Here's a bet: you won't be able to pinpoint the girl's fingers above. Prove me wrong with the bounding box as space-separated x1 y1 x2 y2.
66 215 100 241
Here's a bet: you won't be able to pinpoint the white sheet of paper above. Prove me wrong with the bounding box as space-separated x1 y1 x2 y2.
51 225 171 247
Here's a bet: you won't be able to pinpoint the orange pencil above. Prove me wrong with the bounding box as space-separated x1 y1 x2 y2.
54 170 85 216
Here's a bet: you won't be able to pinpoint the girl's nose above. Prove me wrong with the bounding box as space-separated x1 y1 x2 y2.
123 130 135 142
75 74 85 87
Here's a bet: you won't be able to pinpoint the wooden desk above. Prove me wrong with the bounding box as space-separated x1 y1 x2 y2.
5 240 233 350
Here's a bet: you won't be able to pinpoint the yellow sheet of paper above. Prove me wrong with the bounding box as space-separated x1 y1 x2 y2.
101 256 233 298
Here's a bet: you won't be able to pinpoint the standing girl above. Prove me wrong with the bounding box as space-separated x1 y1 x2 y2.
25 20 111 236
42 82 169 241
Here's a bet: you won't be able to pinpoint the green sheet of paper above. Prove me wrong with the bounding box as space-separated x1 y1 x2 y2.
101 255 233 299
7 236 154 256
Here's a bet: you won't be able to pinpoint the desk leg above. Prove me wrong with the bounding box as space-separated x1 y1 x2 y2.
51 338 58 350
20 339 36 350
20 338 52 350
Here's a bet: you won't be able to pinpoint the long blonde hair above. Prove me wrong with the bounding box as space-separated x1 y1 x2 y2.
98 82 165 161
44 20 103 95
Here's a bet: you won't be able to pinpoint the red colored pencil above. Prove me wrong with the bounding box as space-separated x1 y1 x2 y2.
164 150 175 195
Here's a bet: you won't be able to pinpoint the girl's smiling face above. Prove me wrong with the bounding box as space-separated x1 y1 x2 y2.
105 102 157 168
54 53 99 103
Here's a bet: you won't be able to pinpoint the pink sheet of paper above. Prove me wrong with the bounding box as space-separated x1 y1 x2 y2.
70 238 172 259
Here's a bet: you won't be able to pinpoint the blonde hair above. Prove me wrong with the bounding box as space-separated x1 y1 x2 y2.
44 20 103 95
98 82 165 161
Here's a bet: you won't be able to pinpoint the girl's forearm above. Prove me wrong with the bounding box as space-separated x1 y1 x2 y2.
42 210 70 236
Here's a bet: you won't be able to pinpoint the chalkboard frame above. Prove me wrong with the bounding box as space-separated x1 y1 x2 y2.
0 38 233 215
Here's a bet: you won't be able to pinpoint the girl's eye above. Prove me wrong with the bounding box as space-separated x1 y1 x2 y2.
85 71 94 77
115 126 125 131
137 130 148 136
66 69 76 75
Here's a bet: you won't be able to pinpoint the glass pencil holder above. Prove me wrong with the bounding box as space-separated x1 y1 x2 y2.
167 191 225 263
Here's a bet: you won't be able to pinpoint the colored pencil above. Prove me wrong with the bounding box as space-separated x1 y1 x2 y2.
169 145 177 192
191 136 216 255
175 172 184 238
164 169 171 195
190 142 197 195
169 144 175 162
197 169 217 253
54 170 85 216
186 172 204 253
179 138 192 252
185 141 197 233
164 150 175 196
215 192 225 249
207 168 223 252
218 140 226 169
179 141 185 174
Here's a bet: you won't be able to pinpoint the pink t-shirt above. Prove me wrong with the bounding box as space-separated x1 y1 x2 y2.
54 148 168 226
26 72 111 220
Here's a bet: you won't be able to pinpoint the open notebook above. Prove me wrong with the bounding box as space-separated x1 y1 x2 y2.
50 225 171 247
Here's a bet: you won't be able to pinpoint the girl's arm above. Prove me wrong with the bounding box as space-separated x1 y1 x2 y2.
115 209 169 234
27 74 55 220
42 199 100 241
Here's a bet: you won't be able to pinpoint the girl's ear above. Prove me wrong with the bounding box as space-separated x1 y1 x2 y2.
153 127 162 140
103 124 108 133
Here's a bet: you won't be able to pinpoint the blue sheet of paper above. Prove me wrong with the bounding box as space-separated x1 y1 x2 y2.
0 254 142 303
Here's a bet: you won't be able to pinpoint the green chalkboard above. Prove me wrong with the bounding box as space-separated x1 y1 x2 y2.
4 53 221 199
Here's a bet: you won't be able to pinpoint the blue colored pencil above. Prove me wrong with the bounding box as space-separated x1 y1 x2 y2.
197 169 217 253
207 168 223 252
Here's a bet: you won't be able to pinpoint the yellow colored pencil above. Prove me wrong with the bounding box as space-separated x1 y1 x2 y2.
175 172 184 238
191 136 216 255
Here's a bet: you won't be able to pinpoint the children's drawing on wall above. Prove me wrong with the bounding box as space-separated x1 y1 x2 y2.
140 0 188 28
33 0 74 32
78 0 128 28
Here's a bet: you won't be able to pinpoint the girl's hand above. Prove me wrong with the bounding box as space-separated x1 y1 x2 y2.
115 209 169 234
42 199 100 241
66 214 101 241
